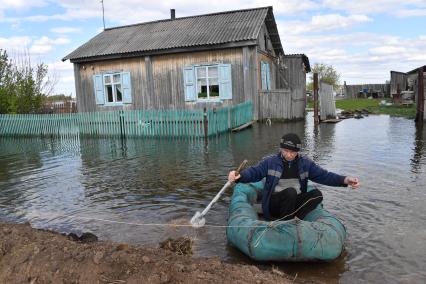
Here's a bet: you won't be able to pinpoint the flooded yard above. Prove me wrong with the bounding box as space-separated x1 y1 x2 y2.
1 113 425 283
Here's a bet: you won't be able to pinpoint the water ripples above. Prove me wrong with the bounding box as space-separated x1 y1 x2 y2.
1 114 426 283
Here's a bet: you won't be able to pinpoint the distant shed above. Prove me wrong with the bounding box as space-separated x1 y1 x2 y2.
343 83 389 98
390 71 407 95
390 65 426 121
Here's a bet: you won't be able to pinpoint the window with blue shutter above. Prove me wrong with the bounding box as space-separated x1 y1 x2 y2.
184 63 232 102
93 74 105 104
183 66 196 101
219 64 232 100
93 71 132 106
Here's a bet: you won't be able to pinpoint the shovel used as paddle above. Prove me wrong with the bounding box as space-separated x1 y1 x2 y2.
190 160 248 228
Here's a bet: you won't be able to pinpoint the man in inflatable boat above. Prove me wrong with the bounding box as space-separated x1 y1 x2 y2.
228 133 360 221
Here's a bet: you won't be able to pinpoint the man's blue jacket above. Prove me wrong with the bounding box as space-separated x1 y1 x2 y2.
238 153 347 220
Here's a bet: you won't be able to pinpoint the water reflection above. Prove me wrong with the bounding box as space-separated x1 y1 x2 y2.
0 114 425 283
411 124 426 173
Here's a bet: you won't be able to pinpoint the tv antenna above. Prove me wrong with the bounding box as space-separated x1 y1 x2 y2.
100 0 105 30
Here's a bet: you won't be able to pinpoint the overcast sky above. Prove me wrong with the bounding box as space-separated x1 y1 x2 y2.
1 0 425 96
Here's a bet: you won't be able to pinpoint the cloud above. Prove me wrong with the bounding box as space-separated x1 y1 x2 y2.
50 27 81 34
1 0 425 26
253 0 319 15
29 36 71 55
280 14 371 35
0 36 32 52
394 9 426 17
311 14 371 29
0 0 319 25
0 0 47 11
322 0 426 15
282 31 426 84
369 46 407 55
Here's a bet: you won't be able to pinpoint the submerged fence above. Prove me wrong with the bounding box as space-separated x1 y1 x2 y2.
0 101 253 138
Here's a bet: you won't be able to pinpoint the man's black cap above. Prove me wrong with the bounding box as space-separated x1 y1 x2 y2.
280 133 302 152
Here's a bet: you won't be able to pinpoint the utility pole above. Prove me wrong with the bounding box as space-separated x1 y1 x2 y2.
100 0 106 30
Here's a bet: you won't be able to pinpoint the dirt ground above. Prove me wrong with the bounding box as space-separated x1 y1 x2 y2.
0 222 306 284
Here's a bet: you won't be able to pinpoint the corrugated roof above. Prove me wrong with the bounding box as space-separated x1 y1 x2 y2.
63 7 283 62
284 54 311 72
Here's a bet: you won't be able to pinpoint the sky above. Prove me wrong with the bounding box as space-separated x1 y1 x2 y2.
1 0 425 97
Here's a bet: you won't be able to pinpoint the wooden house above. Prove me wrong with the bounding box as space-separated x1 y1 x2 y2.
390 66 425 119
63 7 310 120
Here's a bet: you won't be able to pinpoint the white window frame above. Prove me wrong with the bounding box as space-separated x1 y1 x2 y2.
195 64 220 102
103 73 123 106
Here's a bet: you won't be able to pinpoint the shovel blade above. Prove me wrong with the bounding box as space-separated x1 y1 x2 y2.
190 211 206 228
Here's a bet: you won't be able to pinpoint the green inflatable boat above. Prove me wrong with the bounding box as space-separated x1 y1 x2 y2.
226 181 346 261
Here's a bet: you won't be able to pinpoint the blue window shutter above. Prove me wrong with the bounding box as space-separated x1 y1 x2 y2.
183 66 196 101
121 72 132 104
219 64 232 100
266 62 271 90
261 61 267 90
93 74 104 104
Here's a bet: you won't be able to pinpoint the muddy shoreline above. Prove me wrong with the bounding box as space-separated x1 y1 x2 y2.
0 222 310 284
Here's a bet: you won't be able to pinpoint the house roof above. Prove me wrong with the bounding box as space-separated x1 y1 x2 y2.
407 65 426 74
390 65 426 75
63 7 284 63
284 54 311 72
390 70 407 75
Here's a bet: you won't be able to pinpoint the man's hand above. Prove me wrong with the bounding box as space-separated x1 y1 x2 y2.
344 176 360 189
228 170 241 183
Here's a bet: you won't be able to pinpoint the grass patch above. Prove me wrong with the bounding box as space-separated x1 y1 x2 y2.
335 98 379 110
369 105 416 118
308 98 416 119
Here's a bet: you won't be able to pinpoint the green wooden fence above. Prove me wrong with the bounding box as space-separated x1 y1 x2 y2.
207 101 253 135
0 101 253 138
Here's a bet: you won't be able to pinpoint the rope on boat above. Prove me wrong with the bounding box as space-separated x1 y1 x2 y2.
0 204 255 229
253 196 323 248
0 196 322 232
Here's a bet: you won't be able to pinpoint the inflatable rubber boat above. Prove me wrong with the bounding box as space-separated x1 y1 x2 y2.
226 181 346 261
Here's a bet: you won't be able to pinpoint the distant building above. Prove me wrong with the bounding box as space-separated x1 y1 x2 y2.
343 82 390 98
62 7 310 120
390 65 425 120
42 98 77 114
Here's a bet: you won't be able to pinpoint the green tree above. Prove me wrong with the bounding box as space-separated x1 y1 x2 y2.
0 50 17 113
0 49 53 114
307 63 341 90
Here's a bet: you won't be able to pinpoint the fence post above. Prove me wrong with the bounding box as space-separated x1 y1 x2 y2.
203 107 208 138
213 107 218 136
313 73 319 125
119 110 125 139
228 106 231 130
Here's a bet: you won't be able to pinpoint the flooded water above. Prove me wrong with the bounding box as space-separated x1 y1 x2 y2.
1 113 425 283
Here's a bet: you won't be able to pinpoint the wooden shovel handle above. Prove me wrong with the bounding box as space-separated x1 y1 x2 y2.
235 160 248 176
